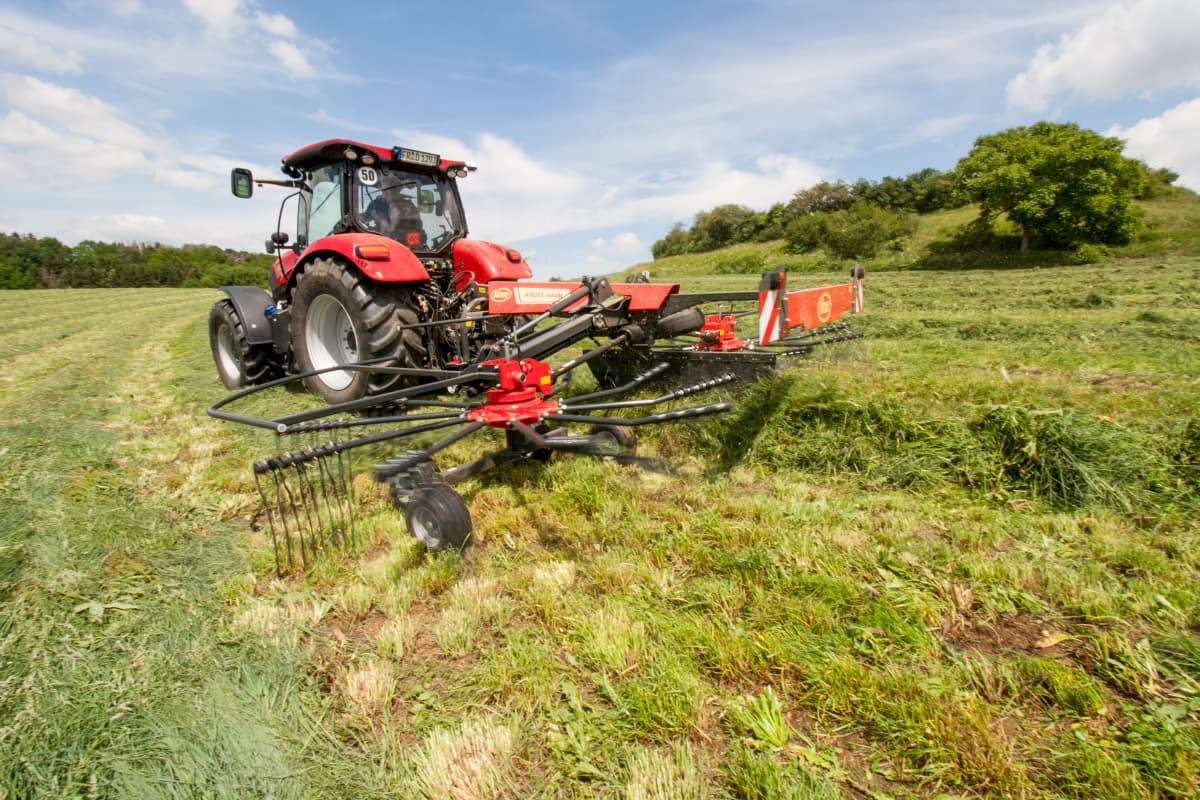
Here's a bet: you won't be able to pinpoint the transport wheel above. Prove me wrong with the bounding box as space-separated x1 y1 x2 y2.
405 484 473 551
208 299 283 389
290 257 427 404
587 423 637 456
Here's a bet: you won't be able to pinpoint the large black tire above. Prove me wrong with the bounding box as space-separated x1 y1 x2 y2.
209 299 284 390
404 484 473 551
290 258 427 404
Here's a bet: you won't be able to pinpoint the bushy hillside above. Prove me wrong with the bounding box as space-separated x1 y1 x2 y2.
622 194 1200 281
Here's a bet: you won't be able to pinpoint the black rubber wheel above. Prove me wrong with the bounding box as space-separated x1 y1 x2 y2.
655 306 705 339
587 423 637 456
290 257 427 404
209 299 283 390
405 484 472 551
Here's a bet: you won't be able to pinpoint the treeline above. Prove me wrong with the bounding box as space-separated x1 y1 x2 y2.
0 234 271 290
652 168 966 259
653 144 1184 261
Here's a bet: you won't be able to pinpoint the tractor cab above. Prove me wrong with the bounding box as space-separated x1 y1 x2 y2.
232 140 471 255
276 141 470 256
230 139 531 292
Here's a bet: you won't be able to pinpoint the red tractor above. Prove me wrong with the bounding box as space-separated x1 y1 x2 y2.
210 139 535 403
207 139 869 561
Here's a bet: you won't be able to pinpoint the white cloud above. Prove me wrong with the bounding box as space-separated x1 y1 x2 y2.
153 167 220 191
108 0 143 15
1007 0 1200 110
391 129 826 247
907 113 981 143
0 25 83 74
0 74 242 198
254 11 298 39
267 39 315 77
88 213 168 238
610 232 643 253
1109 97 1200 191
183 0 244 35
1 74 154 149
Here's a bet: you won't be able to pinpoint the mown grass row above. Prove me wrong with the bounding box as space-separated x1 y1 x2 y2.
682 374 1197 512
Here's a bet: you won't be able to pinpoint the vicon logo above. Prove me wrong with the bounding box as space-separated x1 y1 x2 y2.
817 291 833 323
490 287 513 303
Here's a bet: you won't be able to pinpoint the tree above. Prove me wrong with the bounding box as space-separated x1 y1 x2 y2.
690 204 757 250
788 180 855 216
651 222 692 259
956 122 1144 251
784 202 916 259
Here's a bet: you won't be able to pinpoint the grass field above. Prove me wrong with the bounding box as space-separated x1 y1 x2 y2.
2 256 1198 798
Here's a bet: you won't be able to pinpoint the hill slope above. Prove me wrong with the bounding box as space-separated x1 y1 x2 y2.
621 193 1200 282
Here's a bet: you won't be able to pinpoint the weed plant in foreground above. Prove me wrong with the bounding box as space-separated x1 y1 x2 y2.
2 256 1199 799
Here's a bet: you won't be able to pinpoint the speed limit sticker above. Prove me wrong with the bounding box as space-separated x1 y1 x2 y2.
357 166 379 186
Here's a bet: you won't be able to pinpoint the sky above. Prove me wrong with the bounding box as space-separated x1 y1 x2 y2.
1 0 1198 278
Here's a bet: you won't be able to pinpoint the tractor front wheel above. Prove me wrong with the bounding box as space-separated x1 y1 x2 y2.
405 484 473 551
209 299 283 389
290 258 427 404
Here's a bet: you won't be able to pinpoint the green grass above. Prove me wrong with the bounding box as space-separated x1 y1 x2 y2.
3 255 1199 798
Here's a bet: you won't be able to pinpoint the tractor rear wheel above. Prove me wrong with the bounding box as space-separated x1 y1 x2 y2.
290 257 427 404
209 299 284 389
405 484 473 551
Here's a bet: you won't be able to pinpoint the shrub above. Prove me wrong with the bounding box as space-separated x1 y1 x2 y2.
1068 243 1109 265
824 203 917 260
783 214 828 254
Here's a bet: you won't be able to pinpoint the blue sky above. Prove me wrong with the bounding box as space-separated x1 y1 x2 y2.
1 0 1197 277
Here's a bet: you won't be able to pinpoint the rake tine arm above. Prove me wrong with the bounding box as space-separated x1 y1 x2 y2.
551 326 642 380
253 415 473 474
544 401 731 427
281 409 469 434
562 362 673 405
561 372 736 412
751 321 853 347
273 368 493 428
207 363 493 431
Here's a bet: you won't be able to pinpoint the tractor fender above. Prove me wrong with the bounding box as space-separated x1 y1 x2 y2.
295 233 431 285
453 239 533 284
217 285 275 346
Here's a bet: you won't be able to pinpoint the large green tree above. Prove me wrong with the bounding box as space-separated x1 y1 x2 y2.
956 122 1145 251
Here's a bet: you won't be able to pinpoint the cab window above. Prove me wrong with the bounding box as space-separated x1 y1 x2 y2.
305 164 343 242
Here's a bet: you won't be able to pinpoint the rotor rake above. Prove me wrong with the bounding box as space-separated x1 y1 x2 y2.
211 354 734 572
208 266 866 573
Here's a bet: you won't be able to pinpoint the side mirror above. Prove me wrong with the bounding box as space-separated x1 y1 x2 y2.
418 188 436 214
231 168 254 199
264 232 290 254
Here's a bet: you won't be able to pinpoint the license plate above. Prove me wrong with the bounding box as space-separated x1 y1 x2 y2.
396 148 439 168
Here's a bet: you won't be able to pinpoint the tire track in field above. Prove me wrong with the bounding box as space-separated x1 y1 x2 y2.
104 316 264 521
0 291 210 416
